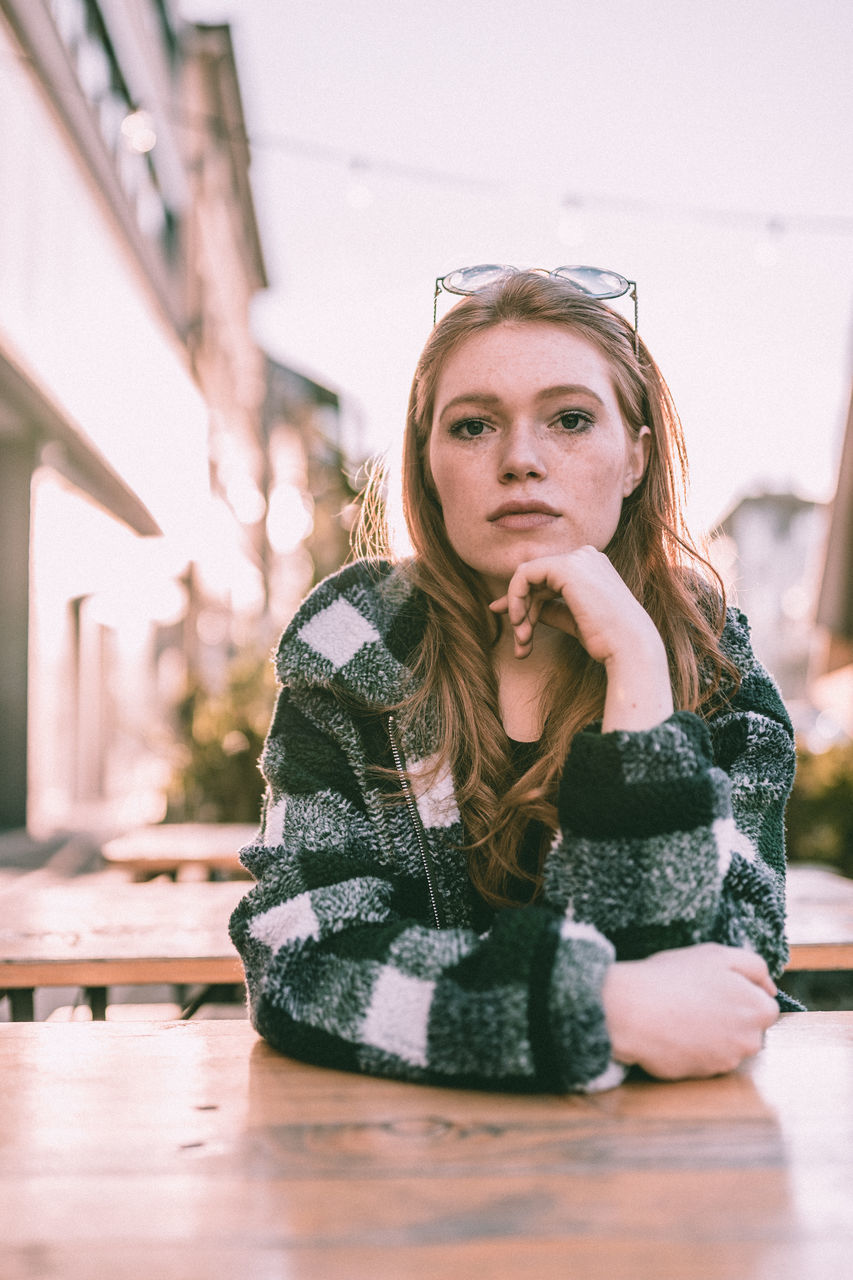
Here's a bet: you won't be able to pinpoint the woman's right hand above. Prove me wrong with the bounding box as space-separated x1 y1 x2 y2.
601 943 780 1080
489 547 675 731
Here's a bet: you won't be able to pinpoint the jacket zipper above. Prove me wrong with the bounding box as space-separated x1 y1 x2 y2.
387 714 445 930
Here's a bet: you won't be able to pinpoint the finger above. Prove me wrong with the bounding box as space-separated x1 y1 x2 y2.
508 559 563 592
489 590 538 657
512 611 537 657
512 622 532 655
507 586 532 627
759 996 781 1030
514 593 549 653
727 948 777 997
538 598 578 638
504 564 547 625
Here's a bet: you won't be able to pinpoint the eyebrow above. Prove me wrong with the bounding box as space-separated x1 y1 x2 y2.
436 384 606 418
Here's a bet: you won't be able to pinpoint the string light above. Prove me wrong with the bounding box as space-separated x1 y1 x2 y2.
248 128 853 240
3 49 851 240
120 108 157 154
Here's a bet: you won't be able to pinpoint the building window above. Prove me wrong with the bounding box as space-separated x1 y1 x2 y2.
46 0 180 263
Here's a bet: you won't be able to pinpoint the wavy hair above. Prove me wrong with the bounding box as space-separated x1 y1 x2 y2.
357 272 737 908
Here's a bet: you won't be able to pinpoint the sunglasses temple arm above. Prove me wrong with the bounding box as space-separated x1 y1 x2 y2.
631 285 639 357
433 280 441 326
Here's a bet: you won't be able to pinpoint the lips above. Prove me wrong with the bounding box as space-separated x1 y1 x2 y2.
488 501 561 520
488 501 561 530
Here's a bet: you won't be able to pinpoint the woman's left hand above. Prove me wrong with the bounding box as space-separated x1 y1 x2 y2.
489 547 675 731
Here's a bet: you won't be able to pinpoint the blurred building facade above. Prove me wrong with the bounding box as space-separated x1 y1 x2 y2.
262 357 357 619
812 385 853 738
709 492 831 740
0 1 353 837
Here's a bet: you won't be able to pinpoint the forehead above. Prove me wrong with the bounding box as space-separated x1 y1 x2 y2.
432 321 619 407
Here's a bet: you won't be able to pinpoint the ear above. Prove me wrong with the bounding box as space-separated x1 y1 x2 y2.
623 425 651 497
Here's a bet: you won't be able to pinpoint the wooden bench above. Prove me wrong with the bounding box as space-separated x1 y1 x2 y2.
785 864 853 971
101 822 257 881
2 852 844 1023
0 877 247 1019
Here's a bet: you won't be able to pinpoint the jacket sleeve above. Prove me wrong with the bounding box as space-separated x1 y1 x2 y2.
543 608 796 987
230 682 622 1093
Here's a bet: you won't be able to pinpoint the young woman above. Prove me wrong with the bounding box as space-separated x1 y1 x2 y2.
230 268 797 1092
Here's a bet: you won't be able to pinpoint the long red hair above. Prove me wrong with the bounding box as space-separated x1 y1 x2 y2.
357 273 736 907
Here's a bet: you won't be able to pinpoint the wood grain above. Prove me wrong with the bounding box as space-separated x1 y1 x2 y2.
0 1013 851 1279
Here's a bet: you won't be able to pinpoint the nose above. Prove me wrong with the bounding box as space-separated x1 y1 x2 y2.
498 422 546 482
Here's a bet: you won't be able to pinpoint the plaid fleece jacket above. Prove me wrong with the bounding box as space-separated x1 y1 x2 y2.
230 559 796 1092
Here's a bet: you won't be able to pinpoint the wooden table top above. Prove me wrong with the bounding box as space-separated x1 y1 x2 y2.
101 823 256 877
0 878 247 988
0 1012 851 1279
785 864 853 970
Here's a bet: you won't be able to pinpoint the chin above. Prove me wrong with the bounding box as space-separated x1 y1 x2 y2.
486 537 576 572
462 554 540 596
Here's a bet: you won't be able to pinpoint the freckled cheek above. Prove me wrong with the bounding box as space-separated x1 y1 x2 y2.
429 465 484 554
429 445 477 512
552 456 627 546
436 479 472 537
553 451 623 499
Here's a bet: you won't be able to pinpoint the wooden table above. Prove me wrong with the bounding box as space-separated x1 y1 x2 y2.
0 878 247 1020
101 822 256 880
0 1013 851 1280
786 864 853 971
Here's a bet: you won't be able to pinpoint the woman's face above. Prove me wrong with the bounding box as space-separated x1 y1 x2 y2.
427 321 649 596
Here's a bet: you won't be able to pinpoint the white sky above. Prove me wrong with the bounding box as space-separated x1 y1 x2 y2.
180 0 853 534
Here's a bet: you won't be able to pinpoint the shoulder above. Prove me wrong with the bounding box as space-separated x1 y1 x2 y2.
718 603 756 667
273 559 428 702
287 558 396 624
283 558 421 649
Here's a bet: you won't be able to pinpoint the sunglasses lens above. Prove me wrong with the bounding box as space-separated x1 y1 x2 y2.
441 264 519 295
553 266 630 299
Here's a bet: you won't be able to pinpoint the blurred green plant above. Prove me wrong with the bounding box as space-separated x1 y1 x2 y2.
165 653 276 824
786 740 853 876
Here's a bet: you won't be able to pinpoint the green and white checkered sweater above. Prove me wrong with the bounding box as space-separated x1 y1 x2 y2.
230 559 797 1092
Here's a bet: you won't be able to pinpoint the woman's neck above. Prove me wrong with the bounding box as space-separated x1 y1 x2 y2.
492 620 566 742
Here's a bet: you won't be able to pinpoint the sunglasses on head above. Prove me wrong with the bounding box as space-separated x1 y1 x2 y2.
433 264 638 355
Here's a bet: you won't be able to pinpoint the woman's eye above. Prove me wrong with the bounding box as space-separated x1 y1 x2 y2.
450 418 492 439
555 410 593 433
